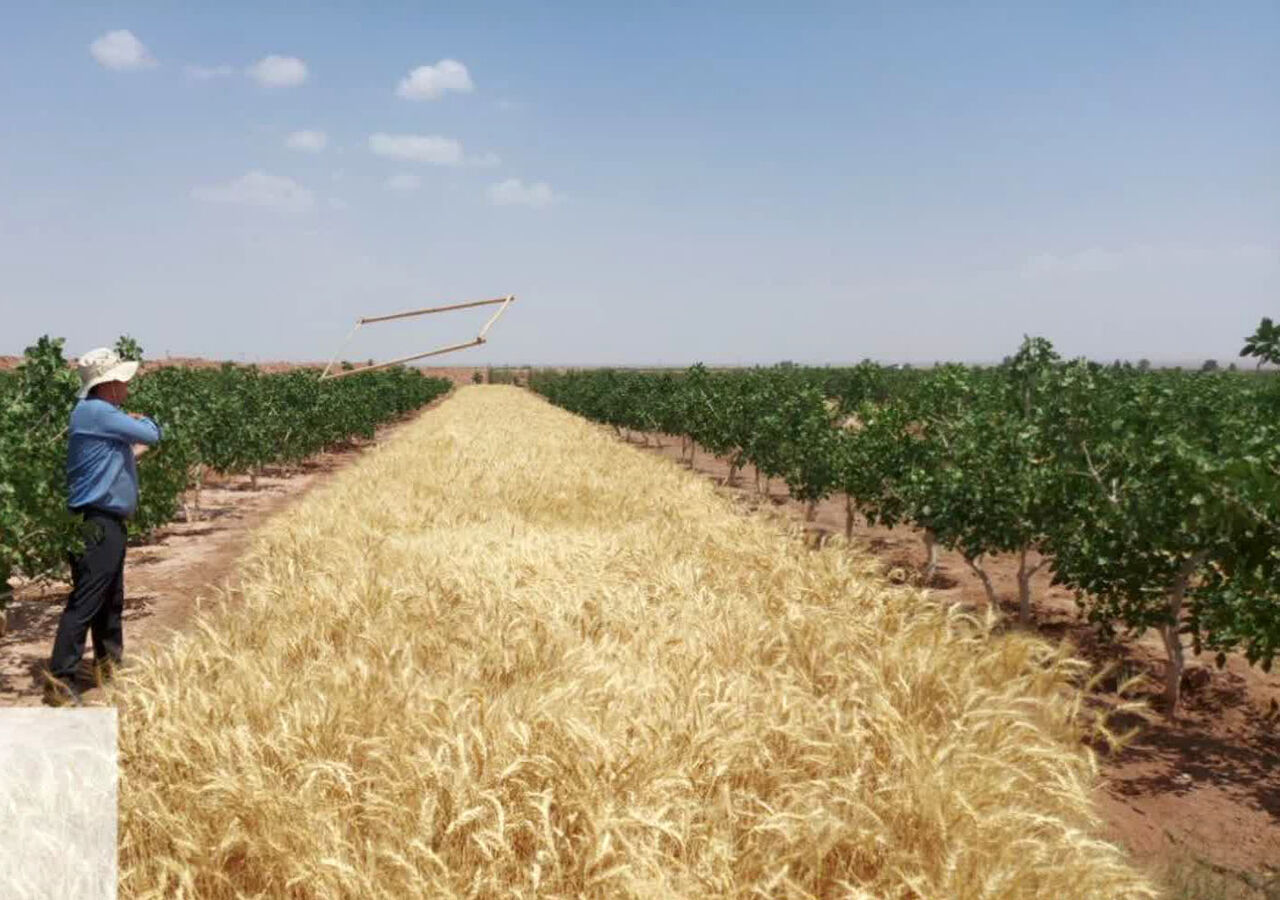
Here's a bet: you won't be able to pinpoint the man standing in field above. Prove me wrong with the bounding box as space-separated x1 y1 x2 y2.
45 348 162 706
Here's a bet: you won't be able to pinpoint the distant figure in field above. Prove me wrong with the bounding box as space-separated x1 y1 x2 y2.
45 348 162 706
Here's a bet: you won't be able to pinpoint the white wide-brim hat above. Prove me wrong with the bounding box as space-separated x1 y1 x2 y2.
76 347 139 400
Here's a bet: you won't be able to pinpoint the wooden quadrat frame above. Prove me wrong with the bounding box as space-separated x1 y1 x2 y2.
319 294 516 380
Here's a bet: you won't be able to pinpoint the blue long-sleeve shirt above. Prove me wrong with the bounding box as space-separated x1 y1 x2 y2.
66 398 162 518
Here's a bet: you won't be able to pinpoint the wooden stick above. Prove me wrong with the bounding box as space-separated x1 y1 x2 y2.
319 321 362 381
320 338 485 380
476 295 516 340
357 296 512 326
318 294 516 381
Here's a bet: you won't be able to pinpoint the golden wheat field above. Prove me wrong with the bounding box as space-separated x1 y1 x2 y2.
107 386 1157 898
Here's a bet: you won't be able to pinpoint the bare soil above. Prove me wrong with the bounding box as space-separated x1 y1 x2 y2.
625 430 1280 896
141 361 486 385
0 410 431 707
0 355 486 384
1 355 494 384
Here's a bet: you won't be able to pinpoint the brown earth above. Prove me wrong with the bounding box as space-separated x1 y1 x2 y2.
141 360 487 385
0 355 487 385
623 429 1280 898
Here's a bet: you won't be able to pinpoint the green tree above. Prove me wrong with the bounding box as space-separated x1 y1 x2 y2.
114 334 144 362
0 337 81 611
2 339 451 592
903 339 1064 622
529 353 1280 716
1239 316 1279 369
1043 366 1276 714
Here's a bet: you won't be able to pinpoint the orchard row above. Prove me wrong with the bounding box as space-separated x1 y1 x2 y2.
531 339 1280 712
1 336 450 611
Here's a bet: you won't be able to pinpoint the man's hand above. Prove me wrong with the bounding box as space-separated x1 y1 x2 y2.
127 412 146 420
133 443 150 460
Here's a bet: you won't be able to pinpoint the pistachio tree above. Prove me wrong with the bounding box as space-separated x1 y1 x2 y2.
1239 316 1279 369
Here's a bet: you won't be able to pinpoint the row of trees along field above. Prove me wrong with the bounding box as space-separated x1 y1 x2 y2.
0 335 451 631
531 325 1280 714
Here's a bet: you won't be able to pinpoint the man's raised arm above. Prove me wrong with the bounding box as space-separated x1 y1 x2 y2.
100 405 162 446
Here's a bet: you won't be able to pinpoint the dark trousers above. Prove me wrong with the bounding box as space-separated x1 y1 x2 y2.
49 510 127 685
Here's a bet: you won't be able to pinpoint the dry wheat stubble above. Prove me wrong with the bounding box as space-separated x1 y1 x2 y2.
110 386 1156 899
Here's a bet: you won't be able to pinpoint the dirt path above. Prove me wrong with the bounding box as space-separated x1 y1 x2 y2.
0 407 436 708
625 430 1280 895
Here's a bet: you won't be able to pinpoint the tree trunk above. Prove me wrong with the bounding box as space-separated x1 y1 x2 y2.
1160 552 1207 717
726 463 737 487
922 530 939 582
191 465 205 521
1159 621 1185 718
805 500 818 522
966 557 999 607
845 495 855 541
1015 549 1040 626
755 469 762 494
0 564 11 638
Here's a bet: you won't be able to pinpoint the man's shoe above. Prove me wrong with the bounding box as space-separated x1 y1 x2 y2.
43 679 83 707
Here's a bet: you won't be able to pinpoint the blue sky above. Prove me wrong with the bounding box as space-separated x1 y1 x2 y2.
2 2 1276 365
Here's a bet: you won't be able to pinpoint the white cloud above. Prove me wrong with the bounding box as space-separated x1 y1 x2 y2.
89 30 156 71
191 171 315 212
327 197 350 210
396 59 474 100
386 174 423 192
368 133 463 165
246 55 308 87
184 64 234 80
487 178 554 208
366 133 498 167
285 130 328 152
